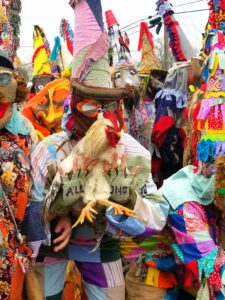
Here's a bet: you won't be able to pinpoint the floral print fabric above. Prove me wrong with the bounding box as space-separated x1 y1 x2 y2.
0 128 33 298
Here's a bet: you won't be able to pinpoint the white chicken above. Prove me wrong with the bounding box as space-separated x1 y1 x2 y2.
42 114 135 227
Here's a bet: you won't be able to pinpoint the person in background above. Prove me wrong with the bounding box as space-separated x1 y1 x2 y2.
0 5 38 298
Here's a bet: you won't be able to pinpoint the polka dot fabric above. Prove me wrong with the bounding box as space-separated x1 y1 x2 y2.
208 106 223 130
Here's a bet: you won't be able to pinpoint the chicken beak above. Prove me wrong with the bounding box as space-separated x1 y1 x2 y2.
115 131 121 139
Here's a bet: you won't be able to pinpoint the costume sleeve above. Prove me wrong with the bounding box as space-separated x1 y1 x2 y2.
31 142 58 203
21 141 58 257
168 202 225 291
123 133 157 194
134 193 170 233
123 133 169 233
19 113 39 147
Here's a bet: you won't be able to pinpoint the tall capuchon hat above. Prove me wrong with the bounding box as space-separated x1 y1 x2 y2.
32 25 53 76
7 0 22 53
138 22 160 75
59 19 73 77
105 10 135 68
0 4 14 69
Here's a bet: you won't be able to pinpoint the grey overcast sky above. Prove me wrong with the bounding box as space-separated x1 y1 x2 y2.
17 0 209 64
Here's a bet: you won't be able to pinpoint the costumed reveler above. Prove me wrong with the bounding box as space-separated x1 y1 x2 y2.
124 1 225 299
183 1 225 297
0 3 38 299
106 11 168 166
22 25 70 140
21 0 165 299
150 0 202 187
135 21 167 153
105 10 141 133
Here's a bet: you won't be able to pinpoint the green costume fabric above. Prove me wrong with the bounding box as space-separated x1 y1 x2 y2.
160 165 214 210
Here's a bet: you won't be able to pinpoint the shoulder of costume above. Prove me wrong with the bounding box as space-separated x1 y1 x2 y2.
122 132 151 161
18 113 39 144
37 131 78 149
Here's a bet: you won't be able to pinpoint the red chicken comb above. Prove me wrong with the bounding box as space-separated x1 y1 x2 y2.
103 111 120 131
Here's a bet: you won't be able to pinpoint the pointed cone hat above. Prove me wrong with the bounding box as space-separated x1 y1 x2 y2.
138 22 160 74
32 25 52 76
8 0 22 53
105 10 135 68
105 10 119 28
173 16 195 60
60 18 74 55
60 41 73 69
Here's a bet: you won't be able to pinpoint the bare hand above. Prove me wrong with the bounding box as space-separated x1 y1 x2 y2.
53 215 72 252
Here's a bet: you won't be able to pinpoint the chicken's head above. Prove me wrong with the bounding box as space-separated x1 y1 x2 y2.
81 114 121 160
103 110 121 148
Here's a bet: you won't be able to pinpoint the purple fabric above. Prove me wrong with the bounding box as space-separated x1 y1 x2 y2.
73 0 103 56
214 141 225 158
221 74 225 90
76 261 108 287
86 0 104 30
136 227 159 240
68 244 101 262
124 247 146 262
196 239 216 256
221 104 225 124
197 98 211 120
215 104 219 118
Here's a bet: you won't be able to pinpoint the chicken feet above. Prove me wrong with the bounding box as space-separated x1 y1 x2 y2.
72 201 98 228
72 199 137 229
97 199 136 218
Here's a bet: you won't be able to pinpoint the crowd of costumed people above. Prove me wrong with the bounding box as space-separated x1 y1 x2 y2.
2 0 225 299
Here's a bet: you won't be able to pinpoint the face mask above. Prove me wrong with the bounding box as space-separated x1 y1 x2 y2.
0 67 17 103
113 67 140 89
0 67 17 129
113 66 141 109
66 93 123 138
76 98 118 117
32 75 54 94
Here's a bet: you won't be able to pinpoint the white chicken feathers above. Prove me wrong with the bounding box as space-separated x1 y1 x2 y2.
42 117 122 222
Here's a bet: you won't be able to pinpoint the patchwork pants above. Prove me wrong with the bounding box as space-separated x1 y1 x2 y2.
25 258 125 300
